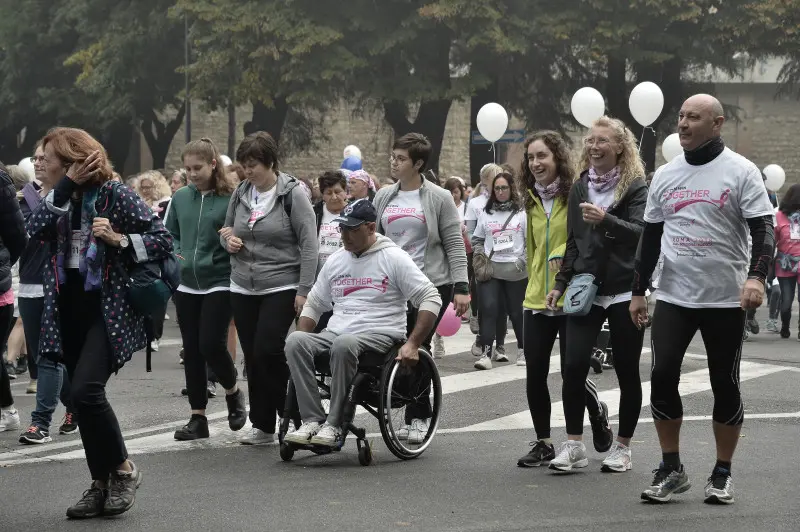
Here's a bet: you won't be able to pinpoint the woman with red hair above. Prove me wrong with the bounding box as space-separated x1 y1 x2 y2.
27 128 173 518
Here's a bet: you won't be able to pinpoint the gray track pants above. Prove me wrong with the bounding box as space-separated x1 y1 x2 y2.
285 330 399 427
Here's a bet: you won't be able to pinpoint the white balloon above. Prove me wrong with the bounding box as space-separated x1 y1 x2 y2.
476 103 509 143
343 145 362 160
661 133 683 162
17 157 35 182
763 164 786 192
570 87 606 128
219 154 232 167
629 82 664 127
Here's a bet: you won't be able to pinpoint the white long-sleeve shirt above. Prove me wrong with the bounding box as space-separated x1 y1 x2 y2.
301 234 442 337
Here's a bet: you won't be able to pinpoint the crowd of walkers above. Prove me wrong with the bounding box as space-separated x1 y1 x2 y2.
0 92 792 518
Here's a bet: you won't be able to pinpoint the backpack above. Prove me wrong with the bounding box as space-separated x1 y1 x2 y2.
101 182 180 318
232 175 295 219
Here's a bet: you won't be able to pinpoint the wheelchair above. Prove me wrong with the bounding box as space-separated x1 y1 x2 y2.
277 344 442 466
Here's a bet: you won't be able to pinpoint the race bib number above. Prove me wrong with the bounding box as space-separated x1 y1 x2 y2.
492 230 514 252
67 230 81 269
320 234 342 253
249 210 265 225
790 222 800 241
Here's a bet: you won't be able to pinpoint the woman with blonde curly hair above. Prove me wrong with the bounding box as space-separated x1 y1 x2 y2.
545 116 647 474
133 170 172 210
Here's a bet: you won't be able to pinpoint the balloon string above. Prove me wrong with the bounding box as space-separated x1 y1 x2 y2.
489 142 496 163
638 126 656 154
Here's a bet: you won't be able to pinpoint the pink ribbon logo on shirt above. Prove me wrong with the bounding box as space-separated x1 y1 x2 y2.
340 276 390 296
668 189 730 214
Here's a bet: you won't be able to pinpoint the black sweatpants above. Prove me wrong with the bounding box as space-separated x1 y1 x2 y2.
478 277 525 350
174 291 237 411
650 301 745 425
563 301 644 438
523 311 602 440
405 284 454 422
231 289 296 434
59 272 127 481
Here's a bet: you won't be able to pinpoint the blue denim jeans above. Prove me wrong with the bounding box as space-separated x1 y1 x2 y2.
18 297 73 430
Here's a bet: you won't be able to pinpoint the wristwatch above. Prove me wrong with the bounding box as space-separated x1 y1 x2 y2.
118 234 130 249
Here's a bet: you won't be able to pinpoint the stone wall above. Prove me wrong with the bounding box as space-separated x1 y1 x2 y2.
151 82 799 189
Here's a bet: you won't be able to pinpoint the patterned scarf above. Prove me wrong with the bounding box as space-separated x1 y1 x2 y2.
493 199 516 212
534 178 561 201
55 186 104 291
588 166 621 193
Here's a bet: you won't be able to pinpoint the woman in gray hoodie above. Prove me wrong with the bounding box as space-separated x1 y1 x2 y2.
220 132 318 445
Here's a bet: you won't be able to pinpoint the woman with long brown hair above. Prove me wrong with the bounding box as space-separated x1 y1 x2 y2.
26 127 173 517
164 138 247 442
515 131 610 468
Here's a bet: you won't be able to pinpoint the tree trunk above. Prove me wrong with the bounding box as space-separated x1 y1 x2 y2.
141 103 186 170
227 101 236 156
383 98 453 178
245 98 289 145
100 119 135 173
469 82 499 186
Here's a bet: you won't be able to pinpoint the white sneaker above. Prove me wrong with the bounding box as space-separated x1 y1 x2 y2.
0 408 21 432
407 418 430 444
516 349 526 366
309 423 343 448
601 441 632 472
397 425 410 440
494 345 508 362
240 427 275 445
474 354 492 371
549 440 589 472
164 313 170 320
284 421 322 445
766 319 779 333
150 339 159 352
433 334 446 359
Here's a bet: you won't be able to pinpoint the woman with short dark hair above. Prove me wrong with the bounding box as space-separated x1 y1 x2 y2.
220 131 318 446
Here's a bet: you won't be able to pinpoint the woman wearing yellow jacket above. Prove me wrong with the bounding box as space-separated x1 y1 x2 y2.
516 131 611 468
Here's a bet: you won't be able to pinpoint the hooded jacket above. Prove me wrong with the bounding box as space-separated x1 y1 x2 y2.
223 173 318 296
0 170 26 294
554 170 648 296
301 234 442 339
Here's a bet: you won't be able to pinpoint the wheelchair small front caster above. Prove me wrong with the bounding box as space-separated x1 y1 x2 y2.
358 441 372 466
279 443 295 462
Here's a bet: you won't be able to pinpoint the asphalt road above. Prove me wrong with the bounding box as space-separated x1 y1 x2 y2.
1 304 798 531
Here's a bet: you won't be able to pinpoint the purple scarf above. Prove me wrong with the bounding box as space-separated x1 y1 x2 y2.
588 166 621 193
55 186 104 291
534 178 561 201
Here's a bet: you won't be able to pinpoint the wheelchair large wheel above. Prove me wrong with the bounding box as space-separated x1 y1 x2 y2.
378 348 441 460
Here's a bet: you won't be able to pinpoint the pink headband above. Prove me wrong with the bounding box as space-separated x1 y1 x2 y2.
349 170 376 191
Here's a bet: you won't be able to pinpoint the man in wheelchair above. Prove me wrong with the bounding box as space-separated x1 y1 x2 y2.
284 199 442 448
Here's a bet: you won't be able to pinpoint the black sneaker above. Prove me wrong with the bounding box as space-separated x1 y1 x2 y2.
780 324 790 338
589 401 614 453
601 351 614 370
66 484 107 519
704 467 734 504
226 389 247 431
15 356 28 375
104 461 142 516
19 425 52 445
207 381 217 398
180 387 188 396
746 319 760 335
517 440 556 467
4 362 16 380
174 415 210 440
59 412 79 434
641 464 691 503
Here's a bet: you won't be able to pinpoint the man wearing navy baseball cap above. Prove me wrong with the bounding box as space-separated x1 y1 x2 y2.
283 198 442 448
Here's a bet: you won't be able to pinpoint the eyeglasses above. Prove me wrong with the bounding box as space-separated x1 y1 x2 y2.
583 137 611 147
494 186 511 192
29 156 46 164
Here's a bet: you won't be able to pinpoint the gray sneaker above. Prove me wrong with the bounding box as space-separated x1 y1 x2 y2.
239 427 275 445
493 345 508 362
548 440 589 472
766 319 779 333
704 468 734 505
433 334 446 359
469 316 479 335
471 337 483 357
641 464 691 503
104 461 142 516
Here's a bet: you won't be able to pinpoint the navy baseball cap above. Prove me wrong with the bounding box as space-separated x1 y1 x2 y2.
334 199 377 228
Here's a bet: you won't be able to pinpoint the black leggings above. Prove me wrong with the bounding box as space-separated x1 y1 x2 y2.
174 291 237 411
523 311 602 441
563 301 644 438
650 301 745 425
405 284 453 422
0 304 14 408
231 290 296 433
479 277 525 349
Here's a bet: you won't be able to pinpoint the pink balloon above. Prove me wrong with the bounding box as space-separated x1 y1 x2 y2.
436 304 461 337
